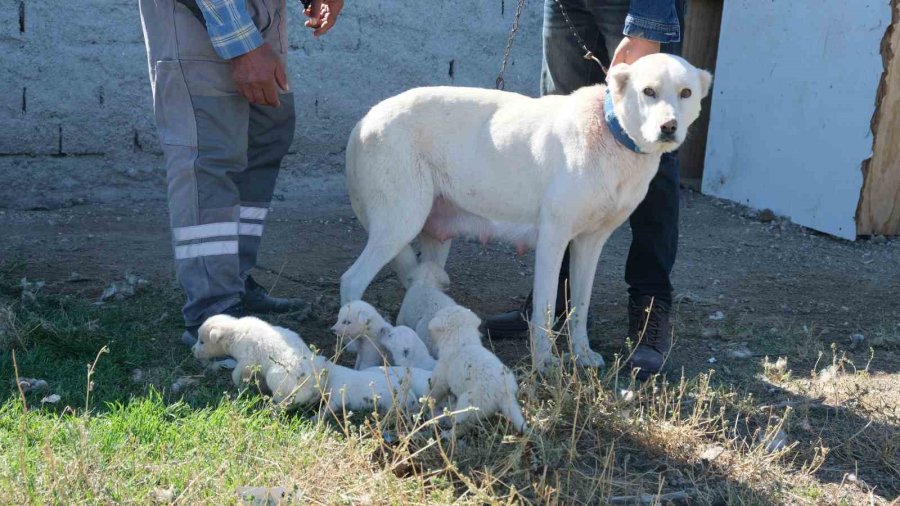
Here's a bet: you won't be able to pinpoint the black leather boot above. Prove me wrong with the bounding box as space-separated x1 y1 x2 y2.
624 295 673 379
241 275 305 314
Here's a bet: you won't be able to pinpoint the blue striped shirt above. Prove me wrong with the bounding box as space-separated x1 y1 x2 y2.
197 0 264 59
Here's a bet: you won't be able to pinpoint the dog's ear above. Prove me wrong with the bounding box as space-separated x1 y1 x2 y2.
607 63 630 98
697 69 713 99
207 327 223 343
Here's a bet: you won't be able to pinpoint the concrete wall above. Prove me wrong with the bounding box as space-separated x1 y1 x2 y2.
0 0 543 209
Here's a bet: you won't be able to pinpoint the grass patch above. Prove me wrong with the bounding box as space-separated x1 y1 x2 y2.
0 262 896 504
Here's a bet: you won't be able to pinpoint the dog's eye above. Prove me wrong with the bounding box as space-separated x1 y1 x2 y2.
680 88 692 99
642 87 656 98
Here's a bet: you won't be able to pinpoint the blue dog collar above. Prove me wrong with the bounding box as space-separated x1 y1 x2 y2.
604 88 643 154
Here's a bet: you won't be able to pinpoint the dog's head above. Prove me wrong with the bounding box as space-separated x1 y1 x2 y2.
607 54 712 154
193 314 238 360
331 300 383 350
405 261 451 291
381 326 424 363
427 305 482 351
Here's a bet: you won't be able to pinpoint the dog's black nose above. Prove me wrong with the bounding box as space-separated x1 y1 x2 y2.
660 120 678 136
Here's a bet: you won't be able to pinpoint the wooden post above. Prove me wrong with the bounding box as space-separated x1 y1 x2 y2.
858 0 900 236
679 0 723 188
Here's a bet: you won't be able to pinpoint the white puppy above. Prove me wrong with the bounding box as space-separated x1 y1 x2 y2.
380 325 437 371
331 300 392 370
312 356 430 419
426 306 526 434
340 54 712 370
395 261 456 357
194 315 318 406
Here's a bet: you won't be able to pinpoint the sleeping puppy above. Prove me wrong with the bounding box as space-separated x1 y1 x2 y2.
380 325 437 371
426 305 526 435
396 262 456 357
194 315 318 406
331 300 392 370
311 356 430 420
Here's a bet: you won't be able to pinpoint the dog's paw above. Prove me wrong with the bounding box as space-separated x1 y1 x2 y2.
532 352 561 374
573 347 605 369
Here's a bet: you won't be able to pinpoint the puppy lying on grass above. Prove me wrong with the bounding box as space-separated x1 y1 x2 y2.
194 315 318 406
396 262 456 357
380 325 437 371
426 305 527 435
310 356 431 421
331 300 393 370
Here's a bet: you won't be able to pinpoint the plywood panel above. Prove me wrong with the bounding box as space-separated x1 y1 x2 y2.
858 0 900 236
702 1 890 240
679 0 723 184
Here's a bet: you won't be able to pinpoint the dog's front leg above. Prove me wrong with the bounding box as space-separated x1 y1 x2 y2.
568 231 611 368
530 226 570 371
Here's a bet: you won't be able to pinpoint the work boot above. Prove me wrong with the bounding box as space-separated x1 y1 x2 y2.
181 302 246 347
241 275 305 314
624 295 673 379
483 289 583 339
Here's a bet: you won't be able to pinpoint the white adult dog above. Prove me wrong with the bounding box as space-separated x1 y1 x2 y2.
331 300 392 370
395 261 456 357
380 325 437 370
340 54 711 369
426 305 526 434
194 315 318 406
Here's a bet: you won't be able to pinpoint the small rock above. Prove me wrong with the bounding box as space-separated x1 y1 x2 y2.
708 310 725 321
41 394 61 404
700 445 725 462
171 377 199 394
151 486 175 503
758 208 776 223
700 327 722 340
707 357 717 364
17 378 49 394
849 333 865 349
727 345 753 360
760 429 788 453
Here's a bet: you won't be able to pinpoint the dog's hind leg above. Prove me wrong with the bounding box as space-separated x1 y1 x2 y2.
567 230 609 368
340 219 426 304
391 244 419 289
418 233 452 268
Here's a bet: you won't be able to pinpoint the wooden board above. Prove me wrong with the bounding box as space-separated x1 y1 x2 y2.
702 1 890 240
679 0 723 184
858 0 900 236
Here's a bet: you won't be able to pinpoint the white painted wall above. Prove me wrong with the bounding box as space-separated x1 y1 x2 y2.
702 0 890 240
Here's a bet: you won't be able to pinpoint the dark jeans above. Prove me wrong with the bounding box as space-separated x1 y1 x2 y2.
542 0 684 306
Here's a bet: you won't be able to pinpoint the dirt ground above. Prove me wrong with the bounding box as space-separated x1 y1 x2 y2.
3 171 899 378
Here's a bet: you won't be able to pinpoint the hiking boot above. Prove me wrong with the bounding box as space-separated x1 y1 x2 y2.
181 302 246 347
624 295 673 379
483 290 590 339
241 275 305 314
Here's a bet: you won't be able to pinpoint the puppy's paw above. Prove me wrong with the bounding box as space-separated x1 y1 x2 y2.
573 347 605 369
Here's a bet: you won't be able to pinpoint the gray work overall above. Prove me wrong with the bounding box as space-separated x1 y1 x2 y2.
139 0 295 326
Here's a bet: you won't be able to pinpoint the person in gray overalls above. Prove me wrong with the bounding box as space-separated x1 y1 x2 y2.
139 0 344 345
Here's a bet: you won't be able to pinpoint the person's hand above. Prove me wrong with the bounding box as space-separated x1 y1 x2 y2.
230 43 289 107
610 36 660 67
304 0 344 37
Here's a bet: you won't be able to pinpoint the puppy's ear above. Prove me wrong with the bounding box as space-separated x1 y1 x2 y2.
607 63 630 98
698 69 713 99
207 327 223 343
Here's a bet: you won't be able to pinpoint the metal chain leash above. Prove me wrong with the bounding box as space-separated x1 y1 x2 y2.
495 0 608 90
496 0 528 90
551 0 609 75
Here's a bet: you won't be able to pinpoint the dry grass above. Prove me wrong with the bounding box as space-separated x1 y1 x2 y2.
0 264 897 504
